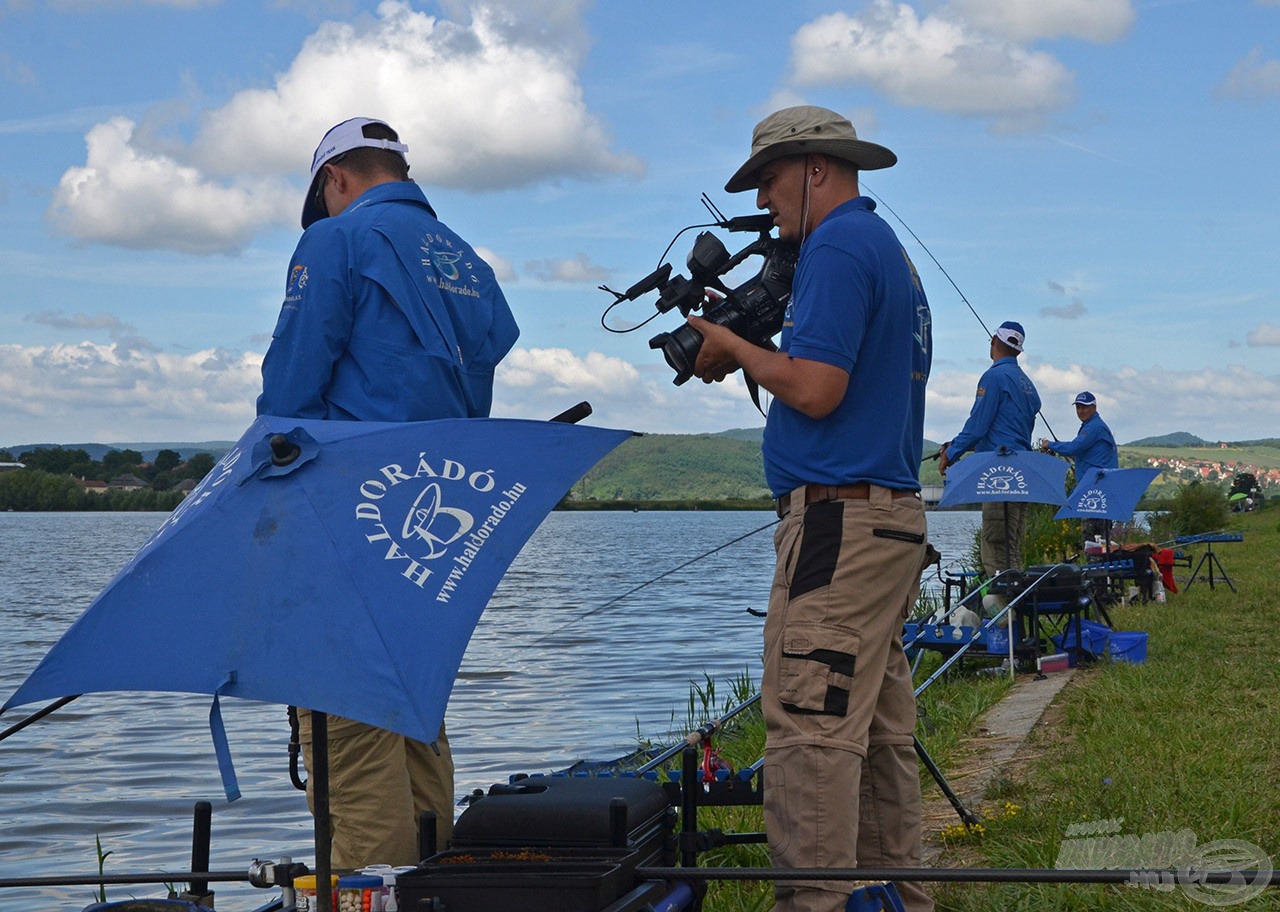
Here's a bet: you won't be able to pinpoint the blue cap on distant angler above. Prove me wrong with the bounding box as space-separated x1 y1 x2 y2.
1074 391 1097 406
994 320 1025 352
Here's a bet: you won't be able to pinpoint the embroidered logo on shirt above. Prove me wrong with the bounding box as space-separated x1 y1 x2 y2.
286 265 309 296
420 233 481 298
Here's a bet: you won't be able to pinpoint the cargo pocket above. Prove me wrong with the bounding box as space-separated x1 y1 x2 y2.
777 622 859 716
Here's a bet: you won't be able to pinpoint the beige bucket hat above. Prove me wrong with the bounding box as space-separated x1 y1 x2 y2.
724 105 896 193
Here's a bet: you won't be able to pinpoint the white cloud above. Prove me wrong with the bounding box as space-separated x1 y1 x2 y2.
492 347 773 432
475 246 516 283
191 0 639 187
0 341 260 444
1219 47 1280 99
926 359 1280 444
49 0 640 253
788 1 1075 127
498 347 641 394
1246 322 1280 346
947 0 1134 43
48 118 295 254
523 253 611 283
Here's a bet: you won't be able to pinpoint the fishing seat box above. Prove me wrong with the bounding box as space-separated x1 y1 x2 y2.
397 776 674 912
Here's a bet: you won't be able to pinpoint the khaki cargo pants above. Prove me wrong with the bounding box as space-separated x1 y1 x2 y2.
298 711 454 868
980 500 1027 576
764 486 933 912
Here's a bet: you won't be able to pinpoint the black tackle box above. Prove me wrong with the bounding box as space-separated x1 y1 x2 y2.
397 776 675 912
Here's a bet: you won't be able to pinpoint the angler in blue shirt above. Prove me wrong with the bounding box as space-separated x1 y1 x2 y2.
1042 390 1119 544
258 122 518 423
1041 390 1118 477
938 321 1041 577
257 117 519 871
938 321 1040 468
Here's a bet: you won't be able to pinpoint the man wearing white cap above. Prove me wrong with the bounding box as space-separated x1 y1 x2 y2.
259 117 519 867
690 105 933 912
938 321 1041 576
1041 391 1118 541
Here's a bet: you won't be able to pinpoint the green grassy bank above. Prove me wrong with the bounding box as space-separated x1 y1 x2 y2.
679 505 1279 911
929 505 1280 910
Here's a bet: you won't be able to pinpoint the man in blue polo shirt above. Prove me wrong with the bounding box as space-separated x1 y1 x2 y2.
259 117 519 869
1041 390 1118 542
938 322 1041 575
1041 390 1117 476
690 106 933 912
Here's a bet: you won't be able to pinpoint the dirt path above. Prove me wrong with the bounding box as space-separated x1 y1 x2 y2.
919 669 1077 863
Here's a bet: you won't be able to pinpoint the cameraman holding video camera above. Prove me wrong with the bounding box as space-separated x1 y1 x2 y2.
690 106 933 912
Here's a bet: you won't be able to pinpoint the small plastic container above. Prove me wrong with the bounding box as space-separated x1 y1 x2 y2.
295 874 339 912
338 873 384 911
360 865 395 911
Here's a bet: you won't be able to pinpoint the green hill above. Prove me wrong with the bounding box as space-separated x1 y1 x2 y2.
1124 431 1209 447
572 433 947 501
574 433 769 501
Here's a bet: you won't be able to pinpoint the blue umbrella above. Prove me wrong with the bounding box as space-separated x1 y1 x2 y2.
2 414 631 801
1055 467 1162 521
937 448 1069 510
937 448 1068 674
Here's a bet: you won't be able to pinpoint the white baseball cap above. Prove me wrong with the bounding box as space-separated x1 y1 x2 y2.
993 320 1025 352
302 117 408 228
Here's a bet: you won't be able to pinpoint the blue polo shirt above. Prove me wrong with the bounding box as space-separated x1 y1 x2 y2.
762 197 932 497
948 356 1040 458
258 181 519 422
1047 412 1118 476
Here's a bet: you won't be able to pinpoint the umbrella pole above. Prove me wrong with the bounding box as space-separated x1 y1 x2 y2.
313 711 334 912
1004 503 1015 678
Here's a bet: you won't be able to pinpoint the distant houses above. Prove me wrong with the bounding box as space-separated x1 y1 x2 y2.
108 474 148 492
1143 454 1280 490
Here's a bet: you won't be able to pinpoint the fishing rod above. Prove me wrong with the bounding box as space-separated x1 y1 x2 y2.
531 516 779 644
864 184 1059 445
635 865 1280 887
0 694 79 744
636 692 761 774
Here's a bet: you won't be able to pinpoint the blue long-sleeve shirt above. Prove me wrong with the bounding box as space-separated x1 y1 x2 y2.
1047 412 1118 476
258 181 518 422
948 356 1040 457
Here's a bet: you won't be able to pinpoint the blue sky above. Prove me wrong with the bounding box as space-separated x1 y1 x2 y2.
2 0 1277 449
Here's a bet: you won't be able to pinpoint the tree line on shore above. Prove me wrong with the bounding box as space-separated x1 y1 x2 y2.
0 446 217 512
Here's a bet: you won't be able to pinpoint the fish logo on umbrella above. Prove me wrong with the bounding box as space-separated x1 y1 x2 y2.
1075 488 1108 514
977 464 1029 497
401 483 475 560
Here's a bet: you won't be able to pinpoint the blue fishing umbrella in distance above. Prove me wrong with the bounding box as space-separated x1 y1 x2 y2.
2 414 631 801
937 447 1069 510
1055 467 1162 521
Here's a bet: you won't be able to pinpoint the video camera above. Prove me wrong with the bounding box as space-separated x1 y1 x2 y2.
600 209 798 386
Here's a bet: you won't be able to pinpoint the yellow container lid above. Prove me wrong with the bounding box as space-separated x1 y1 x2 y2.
294 874 339 889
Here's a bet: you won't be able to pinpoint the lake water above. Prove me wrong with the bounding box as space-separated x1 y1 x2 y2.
0 509 979 910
